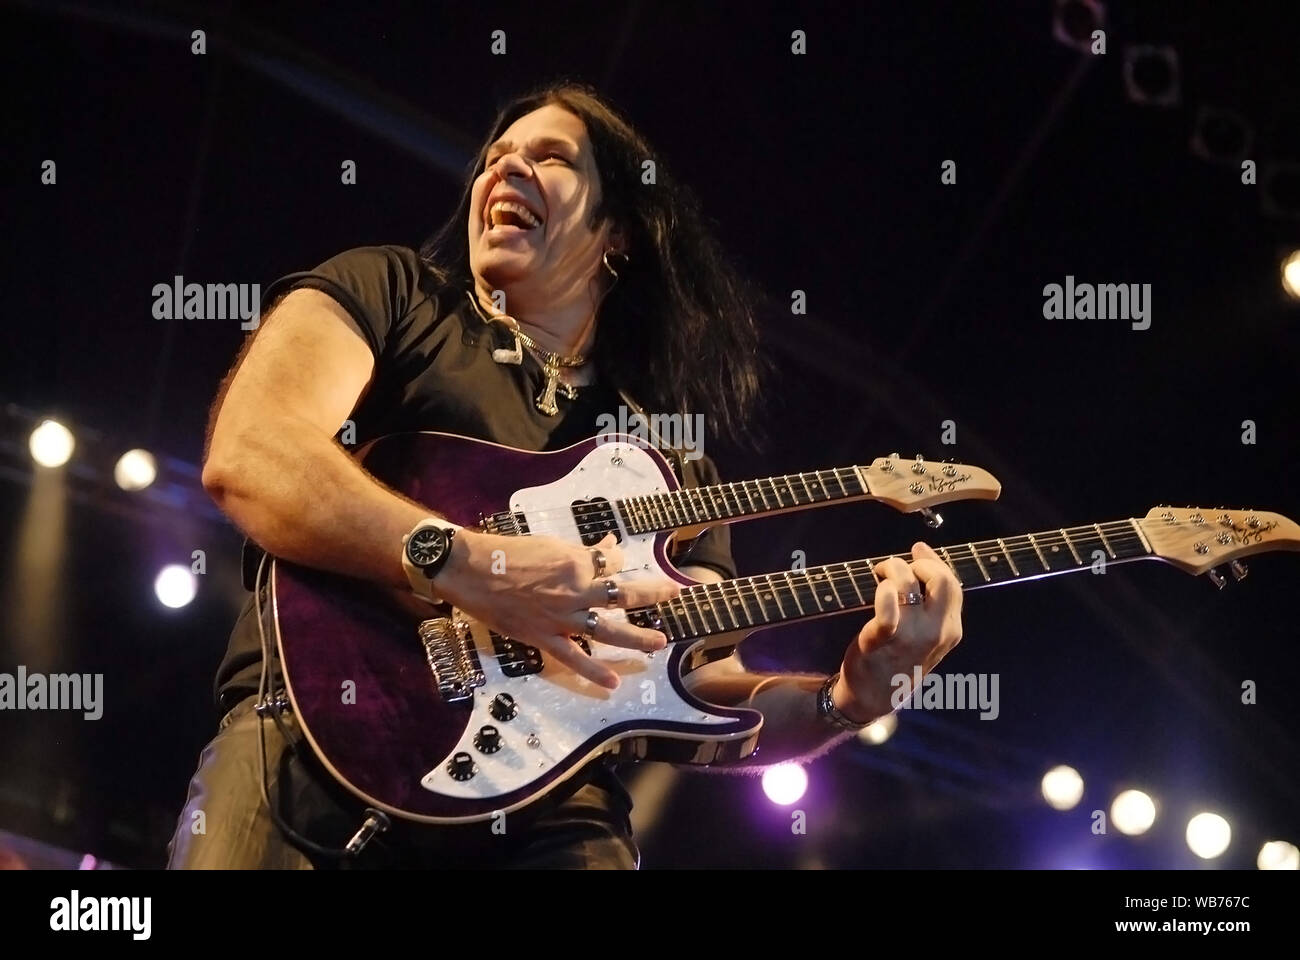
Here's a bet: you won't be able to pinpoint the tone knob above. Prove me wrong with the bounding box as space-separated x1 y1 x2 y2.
474 725 503 754
447 751 476 781
490 693 518 722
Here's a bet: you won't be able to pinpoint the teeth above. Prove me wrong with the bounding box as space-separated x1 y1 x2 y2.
488 200 541 229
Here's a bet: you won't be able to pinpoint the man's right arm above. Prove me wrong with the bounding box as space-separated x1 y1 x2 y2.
201 287 425 590
200 287 678 688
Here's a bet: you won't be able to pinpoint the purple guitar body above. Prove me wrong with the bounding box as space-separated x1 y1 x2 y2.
272 432 763 824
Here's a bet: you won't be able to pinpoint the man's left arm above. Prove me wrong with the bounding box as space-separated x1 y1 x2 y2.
677 542 964 768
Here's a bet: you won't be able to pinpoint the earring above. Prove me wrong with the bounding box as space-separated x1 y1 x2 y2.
602 249 628 280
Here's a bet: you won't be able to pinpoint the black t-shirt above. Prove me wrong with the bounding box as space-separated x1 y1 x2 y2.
213 245 737 712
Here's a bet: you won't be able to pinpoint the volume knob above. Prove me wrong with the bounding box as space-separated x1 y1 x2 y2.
490 692 518 722
447 751 476 781
474 725 503 754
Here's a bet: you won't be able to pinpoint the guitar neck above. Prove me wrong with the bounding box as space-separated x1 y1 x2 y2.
618 467 871 535
630 518 1152 641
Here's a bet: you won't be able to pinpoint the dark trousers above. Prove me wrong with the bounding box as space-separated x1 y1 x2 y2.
165 695 640 869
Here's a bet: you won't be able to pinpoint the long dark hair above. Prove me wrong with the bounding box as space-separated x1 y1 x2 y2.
420 81 766 448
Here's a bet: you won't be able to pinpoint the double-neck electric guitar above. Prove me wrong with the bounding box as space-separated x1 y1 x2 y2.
267 431 1298 824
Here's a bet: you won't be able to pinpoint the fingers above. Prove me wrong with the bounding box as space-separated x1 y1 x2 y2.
537 635 620 689
568 608 668 652
910 542 962 612
588 533 624 578
582 574 680 610
873 555 921 598
857 575 901 653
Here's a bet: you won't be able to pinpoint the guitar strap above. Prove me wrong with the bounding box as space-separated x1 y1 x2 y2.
615 387 685 483
615 388 712 551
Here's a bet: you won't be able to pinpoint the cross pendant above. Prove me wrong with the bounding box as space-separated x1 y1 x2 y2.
536 359 562 415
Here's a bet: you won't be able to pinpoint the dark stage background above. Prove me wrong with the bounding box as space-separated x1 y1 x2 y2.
2 0 1298 869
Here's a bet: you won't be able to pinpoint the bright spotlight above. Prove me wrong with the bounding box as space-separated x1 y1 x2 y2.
1257 840 1299 870
1111 790 1156 836
857 712 897 745
155 565 197 609
1186 812 1231 859
1042 765 1085 810
29 419 75 468
1281 251 1300 300
761 763 808 806
114 449 157 491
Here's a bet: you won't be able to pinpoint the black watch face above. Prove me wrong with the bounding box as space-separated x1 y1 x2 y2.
407 527 448 568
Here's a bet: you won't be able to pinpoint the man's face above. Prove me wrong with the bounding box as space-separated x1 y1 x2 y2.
469 104 616 305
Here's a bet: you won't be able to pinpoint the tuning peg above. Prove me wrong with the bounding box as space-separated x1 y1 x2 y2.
919 508 943 529
1206 568 1227 590
1230 560 1248 581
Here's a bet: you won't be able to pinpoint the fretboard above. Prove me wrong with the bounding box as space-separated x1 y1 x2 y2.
618 467 868 536
628 518 1152 641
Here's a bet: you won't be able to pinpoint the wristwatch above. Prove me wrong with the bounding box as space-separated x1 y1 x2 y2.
816 673 872 731
401 518 461 604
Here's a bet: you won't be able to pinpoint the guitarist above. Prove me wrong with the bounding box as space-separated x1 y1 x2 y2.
167 82 964 868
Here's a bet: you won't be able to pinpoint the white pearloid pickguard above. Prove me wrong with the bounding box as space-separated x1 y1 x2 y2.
419 440 743 808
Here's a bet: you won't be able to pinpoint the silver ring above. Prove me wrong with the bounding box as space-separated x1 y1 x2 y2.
604 579 620 608
900 591 924 606
591 548 607 578
582 610 600 640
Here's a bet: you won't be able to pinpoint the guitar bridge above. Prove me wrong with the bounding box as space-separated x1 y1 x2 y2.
418 617 484 702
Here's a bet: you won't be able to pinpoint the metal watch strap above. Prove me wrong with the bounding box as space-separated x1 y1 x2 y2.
817 673 871 731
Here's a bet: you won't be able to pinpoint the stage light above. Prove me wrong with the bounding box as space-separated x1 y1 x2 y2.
29 419 75 468
1110 789 1156 835
114 449 157 491
857 712 897 745
761 763 808 806
154 565 197 609
1281 251 1300 299
1186 812 1231 859
1041 765 1085 810
1052 0 1105 54
1123 46 1180 107
1262 163 1300 220
1257 840 1299 870
1189 106 1253 165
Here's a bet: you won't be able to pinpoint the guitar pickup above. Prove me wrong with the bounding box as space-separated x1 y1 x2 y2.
490 632 547 677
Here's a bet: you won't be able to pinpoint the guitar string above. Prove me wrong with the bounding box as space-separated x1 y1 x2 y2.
469 535 1154 664
465 527 1157 659
639 531 1154 638
470 517 1268 663
490 467 869 534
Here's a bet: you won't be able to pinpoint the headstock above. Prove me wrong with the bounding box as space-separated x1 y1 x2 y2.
862 453 1001 527
1138 507 1300 586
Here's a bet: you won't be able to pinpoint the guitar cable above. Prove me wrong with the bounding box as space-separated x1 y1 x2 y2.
251 552 391 862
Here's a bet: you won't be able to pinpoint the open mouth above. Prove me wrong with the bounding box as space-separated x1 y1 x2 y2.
486 200 544 232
